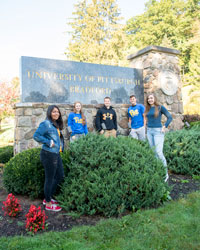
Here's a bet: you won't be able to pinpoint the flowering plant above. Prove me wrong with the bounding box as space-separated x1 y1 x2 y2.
25 205 47 234
2 193 22 217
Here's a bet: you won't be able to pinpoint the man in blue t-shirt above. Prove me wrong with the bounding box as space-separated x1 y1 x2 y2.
128 95 146 141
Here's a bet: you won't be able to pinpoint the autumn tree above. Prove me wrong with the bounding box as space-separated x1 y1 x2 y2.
65 0 128 66
0 77 20 130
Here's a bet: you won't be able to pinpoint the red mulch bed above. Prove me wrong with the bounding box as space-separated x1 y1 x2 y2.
0 171 199 237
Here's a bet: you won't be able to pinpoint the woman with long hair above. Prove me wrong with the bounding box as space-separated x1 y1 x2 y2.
33 105 65 212
145 93 172 182
67 101 88 142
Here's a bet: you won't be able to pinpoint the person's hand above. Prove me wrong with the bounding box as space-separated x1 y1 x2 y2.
100 130 104 135
50 140 55 147
161 126 166 133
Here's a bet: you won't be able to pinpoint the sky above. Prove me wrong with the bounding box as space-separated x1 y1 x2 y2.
0 0 147 81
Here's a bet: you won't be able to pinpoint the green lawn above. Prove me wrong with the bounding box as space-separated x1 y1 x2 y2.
0 118 14 147
1 191 200 250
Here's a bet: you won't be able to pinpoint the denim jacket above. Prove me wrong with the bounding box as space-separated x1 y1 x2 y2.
33 119 64 153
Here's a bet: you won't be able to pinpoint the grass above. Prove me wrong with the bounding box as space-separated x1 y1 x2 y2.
0 118 14 147
0 191 200 250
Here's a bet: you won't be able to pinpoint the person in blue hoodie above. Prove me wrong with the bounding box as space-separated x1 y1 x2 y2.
145 93 173 182
33 105 64 212
67 102 88 142
128 95 146 141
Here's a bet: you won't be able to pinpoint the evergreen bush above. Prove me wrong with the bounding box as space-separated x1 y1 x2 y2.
0 146 13 163
58 134 169 217
164 129 200 175
189 121 200 129
3 148 70 199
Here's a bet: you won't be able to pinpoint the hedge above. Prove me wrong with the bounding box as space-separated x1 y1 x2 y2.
164 128 200 175
3 148 70 199
0 145 13 163
57 134 169 217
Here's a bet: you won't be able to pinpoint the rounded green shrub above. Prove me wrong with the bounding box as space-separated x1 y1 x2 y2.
3 148 70 199
164 129 200 175
3 148 44 198
0 146 13 163
58 134 169 217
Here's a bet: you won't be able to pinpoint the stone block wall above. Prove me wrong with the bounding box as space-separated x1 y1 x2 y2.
14 103 129 154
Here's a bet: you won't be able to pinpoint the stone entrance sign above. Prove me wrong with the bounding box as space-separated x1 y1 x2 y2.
21 56 144 104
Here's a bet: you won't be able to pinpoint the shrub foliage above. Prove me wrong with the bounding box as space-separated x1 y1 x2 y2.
58 134 168 217
3 148 70 199
164 129 200 175
3 148 44 198
0 145 13 163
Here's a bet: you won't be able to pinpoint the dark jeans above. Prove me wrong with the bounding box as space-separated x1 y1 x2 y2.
40 149 64 202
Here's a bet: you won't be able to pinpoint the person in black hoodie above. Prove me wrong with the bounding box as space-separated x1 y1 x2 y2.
95 97 117 137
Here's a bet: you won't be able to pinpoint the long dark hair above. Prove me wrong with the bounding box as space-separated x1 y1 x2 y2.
73 101 86 125
145 93 160 118
46 105 63 130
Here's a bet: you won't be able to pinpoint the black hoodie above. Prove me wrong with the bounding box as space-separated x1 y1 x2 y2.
95 105 117 131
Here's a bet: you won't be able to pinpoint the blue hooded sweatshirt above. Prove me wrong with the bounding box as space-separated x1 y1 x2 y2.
67 113 88 136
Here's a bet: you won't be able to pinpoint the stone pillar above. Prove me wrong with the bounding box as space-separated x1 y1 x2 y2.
127 45 184 130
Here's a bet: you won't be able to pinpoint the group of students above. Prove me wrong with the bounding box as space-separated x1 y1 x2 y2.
33 93 172 212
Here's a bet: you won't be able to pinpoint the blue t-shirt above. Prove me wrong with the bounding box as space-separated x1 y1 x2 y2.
128 104 145 129
146 105 172 128
67 113 88 136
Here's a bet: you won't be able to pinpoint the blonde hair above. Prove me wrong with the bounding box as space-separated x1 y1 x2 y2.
73 102 86 125
145 93 160 118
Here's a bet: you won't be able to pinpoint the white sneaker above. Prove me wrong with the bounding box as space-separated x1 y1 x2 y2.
165 172 169 182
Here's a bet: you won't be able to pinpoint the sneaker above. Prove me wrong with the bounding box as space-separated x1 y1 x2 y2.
165 172 169 182
51 198 58 204
43 199 59 205
45 204 62 212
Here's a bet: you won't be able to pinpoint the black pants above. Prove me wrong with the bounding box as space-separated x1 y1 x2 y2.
40 149 64 202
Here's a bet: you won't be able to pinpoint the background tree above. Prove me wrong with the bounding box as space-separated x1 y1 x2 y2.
125 0 200 114
0 77 20 130
66 0 199 113
66 0 128 66
126 0 197 68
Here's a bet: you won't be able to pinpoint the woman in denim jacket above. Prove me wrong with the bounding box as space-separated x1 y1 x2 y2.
145 93 172 182
33 105 64 212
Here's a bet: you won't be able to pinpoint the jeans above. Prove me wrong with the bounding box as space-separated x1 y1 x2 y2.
147 127 167 169
70 133 85 143
129 126 145 141
40 149 64 202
